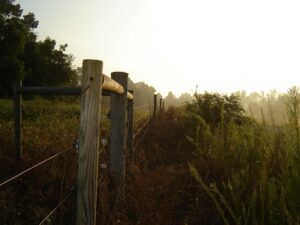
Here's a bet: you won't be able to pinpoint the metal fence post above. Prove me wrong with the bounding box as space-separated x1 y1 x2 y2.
76 59 103 225
109 72 128 187
127 90 134 157
14 80 22 162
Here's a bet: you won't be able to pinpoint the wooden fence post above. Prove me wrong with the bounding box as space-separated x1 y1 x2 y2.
109 72 128 187
127 90 134 157
76 59 103 225
159 98 162 111
163 101 165 111
153 94 157 119
14 80 22 162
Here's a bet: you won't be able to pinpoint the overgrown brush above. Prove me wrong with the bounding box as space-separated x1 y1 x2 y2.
1 90 300 225
187 90 300 225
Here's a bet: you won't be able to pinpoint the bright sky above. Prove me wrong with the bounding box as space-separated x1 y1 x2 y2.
16 0 300 97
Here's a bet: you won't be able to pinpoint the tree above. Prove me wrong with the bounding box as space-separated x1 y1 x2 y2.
178 92 193 106
130 81 157 106
23 38 79 87
0 0 38 97
0 0 78 98
186 92 248 129
164 91 177 107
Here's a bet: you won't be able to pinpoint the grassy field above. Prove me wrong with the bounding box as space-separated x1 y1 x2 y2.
1 95 300 225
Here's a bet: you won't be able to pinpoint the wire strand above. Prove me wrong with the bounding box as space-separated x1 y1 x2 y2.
134 124 149 149
134 119 150 139
134 112 149 124
38 186 76 225
133 103 151 110
0 148 72 187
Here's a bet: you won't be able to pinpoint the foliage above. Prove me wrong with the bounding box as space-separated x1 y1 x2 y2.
23 38 79 88
186 92 249 130
236 89 287 125
0 0 79 98
129 80 157 106
186 89 300 225
164 91 177 107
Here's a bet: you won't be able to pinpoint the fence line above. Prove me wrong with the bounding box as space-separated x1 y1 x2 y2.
7 58 164 225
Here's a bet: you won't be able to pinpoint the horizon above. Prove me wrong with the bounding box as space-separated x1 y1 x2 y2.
16 0 300 97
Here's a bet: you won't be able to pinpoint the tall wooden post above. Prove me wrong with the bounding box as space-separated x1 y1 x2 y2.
153 94 157 120
76 59 103 225
110 72 128 187
163 101 165 111
14 80 22 162
127 90 134 157
159 98 162 111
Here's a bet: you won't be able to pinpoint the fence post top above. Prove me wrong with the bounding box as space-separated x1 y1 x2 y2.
83 59 103 64
111 71 129 77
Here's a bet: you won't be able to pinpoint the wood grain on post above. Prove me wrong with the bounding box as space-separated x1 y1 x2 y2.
110 72 128 187
76 59 103 225
14 80 22 162
127 90 134 157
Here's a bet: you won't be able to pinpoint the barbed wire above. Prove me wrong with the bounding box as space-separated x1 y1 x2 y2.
133 103 151 110
134 123 150 149
0 147 72 187
38 186 76 225
134 118 150 139
134 112 149 124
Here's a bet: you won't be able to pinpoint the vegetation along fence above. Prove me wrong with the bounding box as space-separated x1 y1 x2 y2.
0 59 165 225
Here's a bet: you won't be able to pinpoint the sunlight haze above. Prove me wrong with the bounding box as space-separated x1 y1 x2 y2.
16 0 300 96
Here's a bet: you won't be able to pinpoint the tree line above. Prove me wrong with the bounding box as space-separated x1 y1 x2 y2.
0 0 159 106
164 88 297 126
0 0 80 97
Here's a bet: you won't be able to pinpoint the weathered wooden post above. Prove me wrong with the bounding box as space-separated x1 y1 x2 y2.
159 98 162 111
127 90 134 157
14 80 22 162
76 59 103 225
110 72 128 187
163 101 165 111
153 94 157 120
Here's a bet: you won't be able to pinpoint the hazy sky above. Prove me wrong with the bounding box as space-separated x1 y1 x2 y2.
16 0 300 96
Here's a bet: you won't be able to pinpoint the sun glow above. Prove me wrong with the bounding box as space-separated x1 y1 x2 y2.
17 0 300 96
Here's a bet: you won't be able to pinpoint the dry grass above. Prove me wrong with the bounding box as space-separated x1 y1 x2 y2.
1 97 300 225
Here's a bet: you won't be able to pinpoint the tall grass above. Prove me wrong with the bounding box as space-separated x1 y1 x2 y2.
1 91 300 225
187 88 300 225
